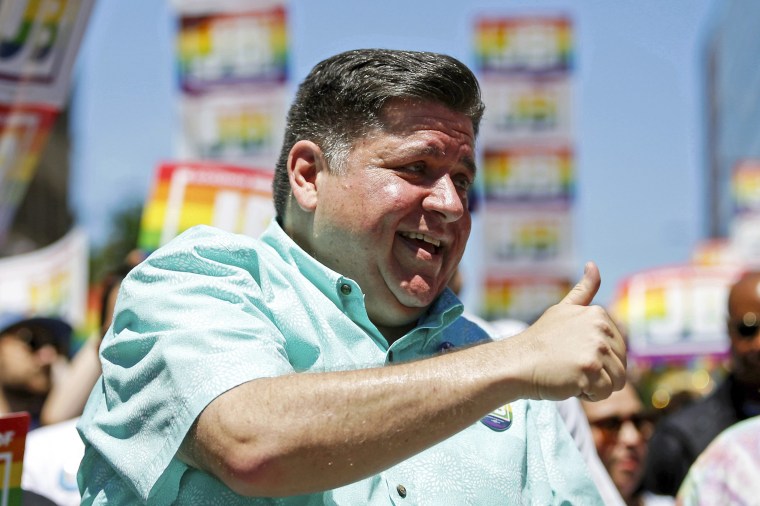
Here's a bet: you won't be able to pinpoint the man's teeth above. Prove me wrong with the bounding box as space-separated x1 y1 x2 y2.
402 232 441 248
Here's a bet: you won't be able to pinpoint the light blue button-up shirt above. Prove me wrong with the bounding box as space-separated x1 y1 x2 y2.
78 220 602 505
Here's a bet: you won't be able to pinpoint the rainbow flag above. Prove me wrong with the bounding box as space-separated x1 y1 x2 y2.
0 412 30 506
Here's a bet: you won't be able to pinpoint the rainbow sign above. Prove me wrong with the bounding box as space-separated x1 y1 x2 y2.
482 274 571 323
482 145 574 204
177 5 288 92
0 227 89 333
732 159 760 213
0 0 94 107
473 16 573 75
138 161 275 251
482 204 574 272
480 77 572 144
0 412 30 506
611 264 744 359
0 104 58 247
180 87 287 170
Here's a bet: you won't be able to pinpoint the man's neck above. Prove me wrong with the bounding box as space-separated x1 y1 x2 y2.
375 321 416 346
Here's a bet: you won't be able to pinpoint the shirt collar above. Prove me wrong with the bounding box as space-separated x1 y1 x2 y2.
260 219 464 343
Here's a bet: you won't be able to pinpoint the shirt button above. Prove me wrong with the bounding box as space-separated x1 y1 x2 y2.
439 341 455 352
396 484 407 498
340 283 352 295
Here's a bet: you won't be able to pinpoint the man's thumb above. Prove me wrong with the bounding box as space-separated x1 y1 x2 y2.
560 261 601 306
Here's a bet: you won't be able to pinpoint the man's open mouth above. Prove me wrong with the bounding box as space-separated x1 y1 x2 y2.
399 231 441 255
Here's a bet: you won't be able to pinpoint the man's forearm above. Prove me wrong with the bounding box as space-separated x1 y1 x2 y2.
180 337 531 497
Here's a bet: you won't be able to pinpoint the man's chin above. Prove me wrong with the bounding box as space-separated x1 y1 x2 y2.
395 286 440 311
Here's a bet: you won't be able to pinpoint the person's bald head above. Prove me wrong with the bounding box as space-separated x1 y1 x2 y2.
726 271 760 386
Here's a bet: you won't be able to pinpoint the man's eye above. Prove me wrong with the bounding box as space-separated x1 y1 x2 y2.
401 163 426 174
454 176 472 191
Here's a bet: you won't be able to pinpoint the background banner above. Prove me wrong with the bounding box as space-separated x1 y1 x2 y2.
176 3 288 93
473 16 573 76
0 0 95 107
179 87 286 170
138 160 274 251
0 104 58 246
0 228 88 330
611 264 744 359
0 412 30 506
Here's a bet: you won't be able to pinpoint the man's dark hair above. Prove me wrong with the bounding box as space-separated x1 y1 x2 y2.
272 48 485 222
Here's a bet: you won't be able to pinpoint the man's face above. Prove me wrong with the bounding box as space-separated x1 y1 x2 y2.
0 327 58 395
583 384 652 501
727 274 760 386
309 100 475 332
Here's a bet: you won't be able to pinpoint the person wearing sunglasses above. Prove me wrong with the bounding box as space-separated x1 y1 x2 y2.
643 270 760 497
582 383 671 506
0 315 72 429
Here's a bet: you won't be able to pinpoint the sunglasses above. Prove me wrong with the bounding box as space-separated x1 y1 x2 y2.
730 313 760 339
590 413 654 438
1 324 64 354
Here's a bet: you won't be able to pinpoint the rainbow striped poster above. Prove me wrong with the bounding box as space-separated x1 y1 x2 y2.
480 76 573 145
0 412 30 506
732 159 760 213
0 0 94 107
0 104 58 247
482 275 571 324
176 4 288 92
138 161 274 251
610 264 743 359
473 16 573 75
179 87 287 171
481 203 575 273
482 145 574 204
0 228 88 332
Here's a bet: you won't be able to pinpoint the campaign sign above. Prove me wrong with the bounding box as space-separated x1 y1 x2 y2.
611 264 744 359
177 5 288 92
480 76 573 145
731 159 760 213
0 104 57 248
0 412 30 506
0 0 94 107
0 228 89 332
482 274 571 324
481 204 575 273
179 87 287 171
139 161 274 251
473 15 573 75
482 144 574 204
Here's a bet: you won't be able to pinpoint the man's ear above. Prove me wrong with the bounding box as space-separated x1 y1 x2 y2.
288 140 325 212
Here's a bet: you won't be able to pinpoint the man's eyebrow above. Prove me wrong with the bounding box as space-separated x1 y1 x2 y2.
461 155 477 176
417 145 477 176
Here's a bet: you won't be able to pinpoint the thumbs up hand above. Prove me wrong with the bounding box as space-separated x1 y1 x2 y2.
504 262 627 402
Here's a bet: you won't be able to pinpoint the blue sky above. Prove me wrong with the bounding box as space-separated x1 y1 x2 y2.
69 0 718 307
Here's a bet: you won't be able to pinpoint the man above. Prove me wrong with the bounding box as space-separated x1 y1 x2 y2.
582 383 670 506
644 270 760 496
0 314 71 428
78 49 626 504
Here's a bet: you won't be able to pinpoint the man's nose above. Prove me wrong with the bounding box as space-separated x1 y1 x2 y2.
618 419 645 445
423 175 465 222
35 343 59 366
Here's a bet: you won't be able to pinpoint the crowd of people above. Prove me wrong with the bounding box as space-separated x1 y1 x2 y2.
2 48 758 505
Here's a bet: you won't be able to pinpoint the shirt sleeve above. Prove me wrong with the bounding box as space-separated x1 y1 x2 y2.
84 229 295 501
677 417 760 505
